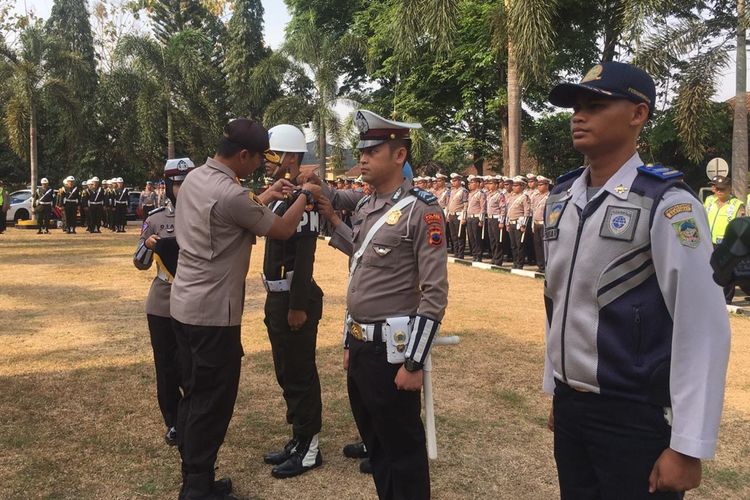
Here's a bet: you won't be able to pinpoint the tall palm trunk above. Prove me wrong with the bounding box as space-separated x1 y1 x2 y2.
318 117 327 178
167 106 175 160
732 0 748 201
507 36 521 178
29 100 38 190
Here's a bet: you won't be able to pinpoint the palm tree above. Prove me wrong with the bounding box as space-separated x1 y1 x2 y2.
114 29 218 159
0 24 78 190
634 1 744 196
255 13 362 178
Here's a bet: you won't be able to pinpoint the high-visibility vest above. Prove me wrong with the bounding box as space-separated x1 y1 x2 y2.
704 194 717 210
707 197 744 244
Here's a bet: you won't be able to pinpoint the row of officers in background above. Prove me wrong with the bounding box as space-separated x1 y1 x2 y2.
430 172 552 271
31 176 167 234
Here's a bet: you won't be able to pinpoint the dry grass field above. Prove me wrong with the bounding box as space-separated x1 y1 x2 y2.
0 227 748 499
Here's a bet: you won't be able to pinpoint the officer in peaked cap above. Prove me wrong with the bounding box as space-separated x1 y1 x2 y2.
544 61 730 499
319 109 448 499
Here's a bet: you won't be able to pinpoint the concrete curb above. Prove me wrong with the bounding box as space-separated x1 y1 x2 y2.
318 235 745 315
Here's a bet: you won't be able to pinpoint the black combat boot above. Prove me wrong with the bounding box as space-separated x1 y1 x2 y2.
271 434 322 479
180 472 236 500
263 436 298 465
359 458 372 474
37 229 43 234
342 441 368 459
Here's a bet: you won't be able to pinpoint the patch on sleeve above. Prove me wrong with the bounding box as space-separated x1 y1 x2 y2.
140 220 149 235
672 218 700 248
663 203 693 219
427 225 444 246
423 213 443 225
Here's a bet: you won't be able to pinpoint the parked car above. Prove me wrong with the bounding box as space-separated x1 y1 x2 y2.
5 189 33 223
127 190 142 220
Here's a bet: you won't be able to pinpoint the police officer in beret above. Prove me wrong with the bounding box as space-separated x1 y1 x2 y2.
544 62 731 499
260 124 325 479
170 119 323 499
320 109 449 499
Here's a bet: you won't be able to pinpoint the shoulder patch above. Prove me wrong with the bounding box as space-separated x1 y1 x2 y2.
148 206 166 216
555 167 585 186
637 163 684 181
672 217 700 248
663 203 692 219
355 195 371 212
411 187 437 205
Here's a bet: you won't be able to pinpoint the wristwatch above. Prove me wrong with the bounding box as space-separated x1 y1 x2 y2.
299 189 314 206
404 358 423 372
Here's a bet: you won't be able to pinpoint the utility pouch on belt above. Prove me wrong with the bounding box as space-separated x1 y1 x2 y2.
384 316 412 364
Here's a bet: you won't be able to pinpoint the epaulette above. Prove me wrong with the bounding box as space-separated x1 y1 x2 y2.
148 206 166 216
410 187 438 205
637 163 683 181
355 195 370 212
555 167 585 185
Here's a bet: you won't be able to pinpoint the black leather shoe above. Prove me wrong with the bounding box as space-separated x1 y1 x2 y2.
180 472 237 500
264 437 298 465
165 427 177 446
359 458 372 474
271 435 322 479
342 441 368 459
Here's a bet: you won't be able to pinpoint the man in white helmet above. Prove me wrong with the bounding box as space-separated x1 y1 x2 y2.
113 177 129 232
33 178 55 234
87 177 105 233
57 176 80 234
260 124 326 479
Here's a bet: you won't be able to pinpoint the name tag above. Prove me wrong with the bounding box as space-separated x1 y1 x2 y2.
599 206 640 241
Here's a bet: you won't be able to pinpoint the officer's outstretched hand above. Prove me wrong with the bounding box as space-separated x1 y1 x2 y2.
301 183 323 200
395 366 423 391
648 448 701 493
288 309 307 331
259 179 295 204
145 234 160 250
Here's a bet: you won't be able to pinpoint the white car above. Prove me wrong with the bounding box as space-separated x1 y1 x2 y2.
5 189 34 224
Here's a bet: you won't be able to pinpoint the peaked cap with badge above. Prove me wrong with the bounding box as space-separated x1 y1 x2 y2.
354 110 422 149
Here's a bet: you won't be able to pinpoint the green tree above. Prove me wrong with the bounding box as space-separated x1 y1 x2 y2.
0 23 78 189
115 29 222 160
526 112 583 180
224 0 270 118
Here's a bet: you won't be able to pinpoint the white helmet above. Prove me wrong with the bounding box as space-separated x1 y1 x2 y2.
41 178 49 184
116 177 124 183
65 175 75 183
268 124 307 153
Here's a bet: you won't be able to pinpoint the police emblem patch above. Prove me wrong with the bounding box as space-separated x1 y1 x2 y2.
672 218 700 248
546 202 565 228
428 225 443 246
177 159 188 172
599 206 640 241
355 111 369 133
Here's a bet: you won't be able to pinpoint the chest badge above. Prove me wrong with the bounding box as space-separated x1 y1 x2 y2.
386 209 402 225
600 206 640 241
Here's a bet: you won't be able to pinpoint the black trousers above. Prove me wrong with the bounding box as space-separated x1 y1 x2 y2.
0 211 6 232
447 215 465 258
347 338 430 500
36 205 52 230
88 205 103 231
147 314 182 428
264 286 323 438
524 219 536 264
713 244 736 303
466 217 482 261
502 226 512 260
553 381 682 500
114 204 127 229
508 225 525 268
486 218 502 264
63 203 77 230
172 320 243 475
533 223 545 271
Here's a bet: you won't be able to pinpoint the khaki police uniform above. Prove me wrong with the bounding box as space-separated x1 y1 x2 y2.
170 156 276 479
134 203 182 433
466 184 486 261
505 187 531 268
532 189 549 271
486 186 506 265
447 182 469 258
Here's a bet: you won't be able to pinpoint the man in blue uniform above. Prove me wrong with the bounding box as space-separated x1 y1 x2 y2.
543 62 731 499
